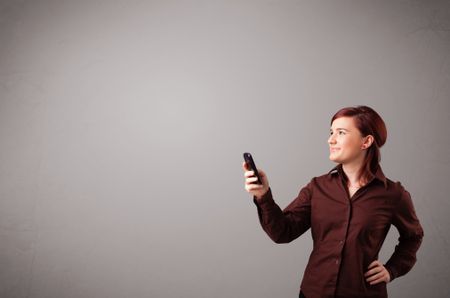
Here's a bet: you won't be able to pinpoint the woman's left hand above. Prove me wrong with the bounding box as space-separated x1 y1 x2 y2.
364 260 391 285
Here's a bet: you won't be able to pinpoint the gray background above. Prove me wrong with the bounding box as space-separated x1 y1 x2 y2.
1 0 449 297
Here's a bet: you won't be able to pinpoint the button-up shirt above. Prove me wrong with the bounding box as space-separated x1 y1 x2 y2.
253 164 423 298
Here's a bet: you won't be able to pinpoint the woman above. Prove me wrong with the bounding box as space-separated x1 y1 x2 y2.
243 106 423 298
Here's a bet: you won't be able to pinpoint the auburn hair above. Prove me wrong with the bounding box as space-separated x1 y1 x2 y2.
331 105 387 184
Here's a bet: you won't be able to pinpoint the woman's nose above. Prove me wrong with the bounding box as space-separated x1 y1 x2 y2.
328 134 336 144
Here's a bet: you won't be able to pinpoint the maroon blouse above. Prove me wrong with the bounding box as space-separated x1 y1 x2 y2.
253 164 423 298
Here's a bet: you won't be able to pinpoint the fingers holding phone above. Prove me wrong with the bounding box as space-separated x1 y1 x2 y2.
243 162 269 199
242 153 269 200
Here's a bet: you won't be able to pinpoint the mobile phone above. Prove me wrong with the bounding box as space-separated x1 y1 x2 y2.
243 152 262 184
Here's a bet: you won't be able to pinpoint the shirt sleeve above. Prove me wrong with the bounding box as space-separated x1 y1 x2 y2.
384 183 424 281
253 181 312 244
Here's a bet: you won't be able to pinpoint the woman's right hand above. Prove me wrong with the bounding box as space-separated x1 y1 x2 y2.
243 161 270 200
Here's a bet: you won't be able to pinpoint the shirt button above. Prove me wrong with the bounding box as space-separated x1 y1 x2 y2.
335 259 339 265
339 240 344 245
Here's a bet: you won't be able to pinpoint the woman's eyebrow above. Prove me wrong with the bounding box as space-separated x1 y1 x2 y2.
330 128 350 131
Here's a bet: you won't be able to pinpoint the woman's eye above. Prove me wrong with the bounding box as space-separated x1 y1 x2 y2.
339 131 345 135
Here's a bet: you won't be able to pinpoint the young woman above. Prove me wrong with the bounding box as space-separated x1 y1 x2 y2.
243 106 423 298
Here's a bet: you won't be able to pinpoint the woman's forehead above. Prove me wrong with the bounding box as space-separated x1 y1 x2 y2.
330 117 356 130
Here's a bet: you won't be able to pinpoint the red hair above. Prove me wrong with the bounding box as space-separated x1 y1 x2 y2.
331 106 387 184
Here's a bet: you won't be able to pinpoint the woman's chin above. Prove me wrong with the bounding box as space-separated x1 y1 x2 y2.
329 155 342 163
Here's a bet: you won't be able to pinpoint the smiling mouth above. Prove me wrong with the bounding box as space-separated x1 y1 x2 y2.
330 148 340 152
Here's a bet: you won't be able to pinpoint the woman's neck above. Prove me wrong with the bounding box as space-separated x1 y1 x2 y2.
342 161 364 186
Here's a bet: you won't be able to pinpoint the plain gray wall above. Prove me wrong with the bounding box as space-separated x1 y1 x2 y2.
1 0 449 297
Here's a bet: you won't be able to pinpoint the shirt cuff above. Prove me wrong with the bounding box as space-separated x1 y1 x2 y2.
253 188 273 205
384 263 397 282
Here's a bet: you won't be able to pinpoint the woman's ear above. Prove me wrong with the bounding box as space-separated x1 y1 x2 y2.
362 135 374 150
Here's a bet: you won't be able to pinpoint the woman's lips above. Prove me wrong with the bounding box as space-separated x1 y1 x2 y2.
330 148 340 153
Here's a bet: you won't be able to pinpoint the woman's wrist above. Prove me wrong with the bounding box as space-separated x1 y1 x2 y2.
254 188 270 201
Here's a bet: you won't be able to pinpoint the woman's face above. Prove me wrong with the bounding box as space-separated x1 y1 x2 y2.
328 116 370 164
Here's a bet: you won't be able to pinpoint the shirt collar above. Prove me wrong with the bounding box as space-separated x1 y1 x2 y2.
328 164 388 189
